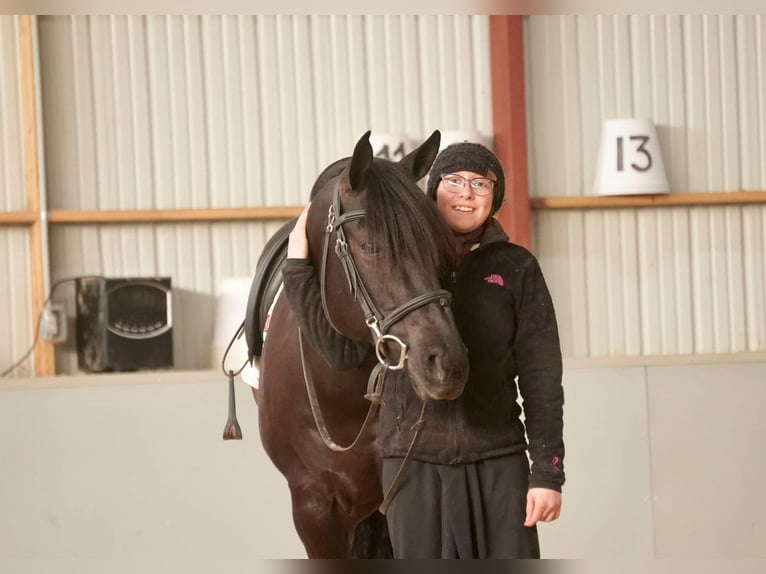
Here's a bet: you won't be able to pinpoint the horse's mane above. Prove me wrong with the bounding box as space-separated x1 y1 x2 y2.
363 159 458 283
309 158 348 200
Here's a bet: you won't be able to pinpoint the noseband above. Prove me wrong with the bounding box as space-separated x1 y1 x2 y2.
318 182 452 371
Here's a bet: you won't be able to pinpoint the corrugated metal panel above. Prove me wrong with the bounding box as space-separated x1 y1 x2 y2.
37 14 492 209
528 15 766 196
35 15 493 373
534 205 766 358
0 17 35 378
528 15 766 358
38 15 493 211
0 228 33 377
1 17 25 211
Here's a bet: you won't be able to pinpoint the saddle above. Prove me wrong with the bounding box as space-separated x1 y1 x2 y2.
244 217 296 362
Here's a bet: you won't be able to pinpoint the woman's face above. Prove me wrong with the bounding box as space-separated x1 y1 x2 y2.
435 170 495 234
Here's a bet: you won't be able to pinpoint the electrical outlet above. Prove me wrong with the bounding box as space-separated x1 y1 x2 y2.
40 304 67 343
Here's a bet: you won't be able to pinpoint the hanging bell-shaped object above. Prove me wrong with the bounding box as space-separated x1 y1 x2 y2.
222 370 243 440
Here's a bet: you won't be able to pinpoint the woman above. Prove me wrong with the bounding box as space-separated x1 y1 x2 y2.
282 142 564 558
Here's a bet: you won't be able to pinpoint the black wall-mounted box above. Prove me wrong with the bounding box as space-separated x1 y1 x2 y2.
75 277 174 372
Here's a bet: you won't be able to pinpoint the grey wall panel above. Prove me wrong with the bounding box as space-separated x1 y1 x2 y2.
9 361 766 559
538 366 654 558
648 363 766 558
528 16 766 358
0 374 304 559
0 17 24 211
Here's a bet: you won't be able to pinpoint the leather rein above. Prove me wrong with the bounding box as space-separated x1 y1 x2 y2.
298 182 450 513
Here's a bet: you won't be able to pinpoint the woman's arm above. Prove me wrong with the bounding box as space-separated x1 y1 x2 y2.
513 254 565 525
282 205 375 370
514 254 565 491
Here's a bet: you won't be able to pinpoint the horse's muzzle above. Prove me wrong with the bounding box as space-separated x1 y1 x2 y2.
410 342 469 401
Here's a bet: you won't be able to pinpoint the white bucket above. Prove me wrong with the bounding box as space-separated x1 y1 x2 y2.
593 118 670 195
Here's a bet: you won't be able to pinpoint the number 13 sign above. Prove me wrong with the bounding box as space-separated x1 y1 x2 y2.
593 118 670 195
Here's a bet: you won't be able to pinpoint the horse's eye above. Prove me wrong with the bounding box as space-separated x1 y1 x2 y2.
360 242 380 256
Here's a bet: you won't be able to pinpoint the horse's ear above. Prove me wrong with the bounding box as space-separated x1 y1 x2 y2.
346 130 374 190
398 130 441 181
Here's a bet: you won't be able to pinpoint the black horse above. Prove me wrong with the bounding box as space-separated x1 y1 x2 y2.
247 131 469 557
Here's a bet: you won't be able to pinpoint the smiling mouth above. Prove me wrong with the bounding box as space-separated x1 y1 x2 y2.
453 206 475 213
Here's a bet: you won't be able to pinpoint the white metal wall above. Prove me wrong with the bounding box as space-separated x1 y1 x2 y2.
0 16 34 377
39 15 493 211
0 19 25 211
527 15 766 358
33 15 493 374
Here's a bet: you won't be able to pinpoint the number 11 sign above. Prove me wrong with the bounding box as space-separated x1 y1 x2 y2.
593 118 670 195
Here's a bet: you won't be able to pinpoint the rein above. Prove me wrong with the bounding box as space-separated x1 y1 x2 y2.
298 329 425 514
302 182 449 513
298 329 387 452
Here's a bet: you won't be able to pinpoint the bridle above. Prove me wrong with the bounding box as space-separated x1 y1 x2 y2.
318 181 452 369
299 180 452 513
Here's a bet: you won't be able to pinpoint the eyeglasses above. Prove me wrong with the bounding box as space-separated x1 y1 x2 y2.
440 174 496 197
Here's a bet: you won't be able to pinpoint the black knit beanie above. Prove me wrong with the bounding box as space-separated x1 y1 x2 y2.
426 142 505 214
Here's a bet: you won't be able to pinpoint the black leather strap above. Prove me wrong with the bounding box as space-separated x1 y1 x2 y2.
244 218 294 360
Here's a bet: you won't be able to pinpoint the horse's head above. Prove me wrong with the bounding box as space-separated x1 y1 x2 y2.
305 131 469 401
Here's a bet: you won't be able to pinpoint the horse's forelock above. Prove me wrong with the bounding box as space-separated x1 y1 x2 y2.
363 161 457 281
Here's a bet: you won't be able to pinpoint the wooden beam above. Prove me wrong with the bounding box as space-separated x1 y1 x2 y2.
0 211 38 225
19 16 55 377
490 15 531 249
530 191 766 210
47 206 303 224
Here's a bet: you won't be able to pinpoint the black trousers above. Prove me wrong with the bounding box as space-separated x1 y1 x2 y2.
382 453 540 559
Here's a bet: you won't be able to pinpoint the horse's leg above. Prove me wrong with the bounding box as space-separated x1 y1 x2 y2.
288 476 353 558
350 510 392 558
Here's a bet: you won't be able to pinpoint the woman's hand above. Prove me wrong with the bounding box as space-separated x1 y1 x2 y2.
287 204 311 259
524 487 562 527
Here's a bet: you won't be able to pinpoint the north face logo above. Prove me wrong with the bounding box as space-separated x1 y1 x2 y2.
484 274 504 286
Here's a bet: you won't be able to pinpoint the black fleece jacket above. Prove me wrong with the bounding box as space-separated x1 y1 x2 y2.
282 218 565 491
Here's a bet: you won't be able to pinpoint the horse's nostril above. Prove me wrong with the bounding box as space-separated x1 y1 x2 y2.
426 350 446 381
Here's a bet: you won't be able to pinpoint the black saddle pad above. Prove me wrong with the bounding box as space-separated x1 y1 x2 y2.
244 217 296 361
